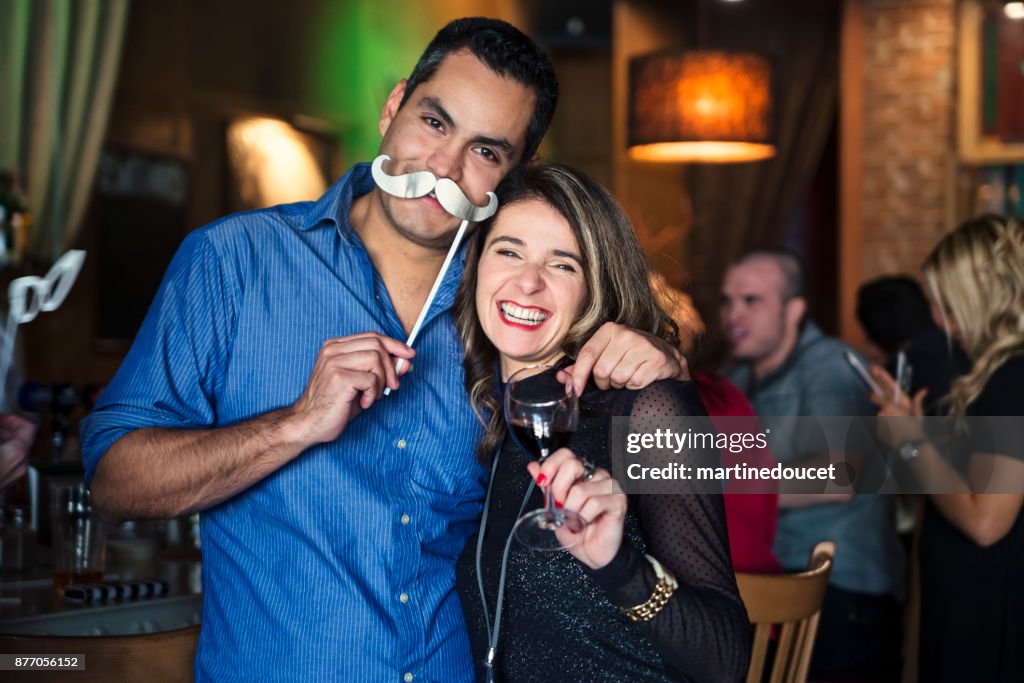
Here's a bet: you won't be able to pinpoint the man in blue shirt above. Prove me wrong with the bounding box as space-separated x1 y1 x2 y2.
720 248 905 679
81 18 684 682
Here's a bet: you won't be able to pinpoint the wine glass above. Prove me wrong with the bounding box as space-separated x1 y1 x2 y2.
504 364 585 550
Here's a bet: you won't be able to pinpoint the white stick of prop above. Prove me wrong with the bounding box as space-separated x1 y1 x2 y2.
390 217 471 382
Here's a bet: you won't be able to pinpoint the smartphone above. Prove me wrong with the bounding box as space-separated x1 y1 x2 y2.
894 351 913 397
843 350 883 396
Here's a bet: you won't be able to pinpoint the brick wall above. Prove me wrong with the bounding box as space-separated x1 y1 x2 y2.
860 0 956 280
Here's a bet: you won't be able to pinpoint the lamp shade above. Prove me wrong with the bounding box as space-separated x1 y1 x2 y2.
629 51 775 163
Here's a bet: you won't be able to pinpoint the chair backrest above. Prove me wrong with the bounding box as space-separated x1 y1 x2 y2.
736 541 835 683
0 624 199 683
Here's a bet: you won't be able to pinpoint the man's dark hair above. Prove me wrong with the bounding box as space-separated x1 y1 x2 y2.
400 17 559 163
856 275 935 354
734 247 807 301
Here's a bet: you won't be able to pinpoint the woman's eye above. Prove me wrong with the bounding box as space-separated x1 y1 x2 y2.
552 262 577 273
496 249 520 258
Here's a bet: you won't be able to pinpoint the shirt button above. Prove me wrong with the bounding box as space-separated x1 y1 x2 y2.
399 592 410 604
397 439 407 449
404 674 413 683
401 514 411 525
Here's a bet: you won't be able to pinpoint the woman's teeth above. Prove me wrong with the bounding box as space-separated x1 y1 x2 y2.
500 302 548 326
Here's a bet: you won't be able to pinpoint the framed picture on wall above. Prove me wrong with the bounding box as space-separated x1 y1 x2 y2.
956 162 1024 221
958 0 1024 164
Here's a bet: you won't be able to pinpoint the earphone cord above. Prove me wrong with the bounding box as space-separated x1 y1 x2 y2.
476 439 537 683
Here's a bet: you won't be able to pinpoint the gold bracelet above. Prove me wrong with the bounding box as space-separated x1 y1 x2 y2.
621 555 678 623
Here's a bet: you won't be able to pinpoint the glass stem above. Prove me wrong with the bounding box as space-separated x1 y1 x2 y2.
538 452 560 521
544 484 560 521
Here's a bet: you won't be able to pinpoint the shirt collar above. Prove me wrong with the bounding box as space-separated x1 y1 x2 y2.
757 321 822 385
295 162 376 237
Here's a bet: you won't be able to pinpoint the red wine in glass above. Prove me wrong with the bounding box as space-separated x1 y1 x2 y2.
509 422 574 460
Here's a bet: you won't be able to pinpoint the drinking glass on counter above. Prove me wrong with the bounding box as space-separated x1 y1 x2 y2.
0 505 35 572
51 481 106 591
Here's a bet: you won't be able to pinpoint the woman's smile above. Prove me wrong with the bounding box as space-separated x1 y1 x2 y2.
497 300 551 329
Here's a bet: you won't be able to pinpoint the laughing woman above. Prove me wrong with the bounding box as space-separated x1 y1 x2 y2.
453 164 750 683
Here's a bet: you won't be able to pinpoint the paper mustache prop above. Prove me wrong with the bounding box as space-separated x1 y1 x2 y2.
370 154 498 221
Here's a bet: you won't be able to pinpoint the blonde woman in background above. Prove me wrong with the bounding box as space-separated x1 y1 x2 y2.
871 214 1024 683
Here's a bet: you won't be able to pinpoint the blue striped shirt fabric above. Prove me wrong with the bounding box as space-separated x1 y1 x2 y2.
80 163 487 682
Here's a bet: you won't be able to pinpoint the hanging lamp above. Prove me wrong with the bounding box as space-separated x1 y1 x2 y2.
628 49 775 163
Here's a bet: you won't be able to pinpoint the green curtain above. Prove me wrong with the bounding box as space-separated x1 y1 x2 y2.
0 0 129 263
306 0 434 167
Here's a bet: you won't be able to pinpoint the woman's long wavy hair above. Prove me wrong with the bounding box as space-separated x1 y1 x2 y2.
454 164 680 463
922 214 1024 416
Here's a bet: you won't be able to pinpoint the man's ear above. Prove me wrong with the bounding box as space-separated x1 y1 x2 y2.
784 296 807 329
379 80 408 137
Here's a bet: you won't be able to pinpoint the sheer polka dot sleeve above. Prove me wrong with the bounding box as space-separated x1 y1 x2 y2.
588 380 751 682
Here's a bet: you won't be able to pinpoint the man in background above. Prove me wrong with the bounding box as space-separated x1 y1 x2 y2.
721 248 905 679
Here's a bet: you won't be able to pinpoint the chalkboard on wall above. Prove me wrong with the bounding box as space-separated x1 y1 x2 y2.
95 148 188 341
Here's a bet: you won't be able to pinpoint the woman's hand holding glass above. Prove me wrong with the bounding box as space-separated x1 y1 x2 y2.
526 449 627 570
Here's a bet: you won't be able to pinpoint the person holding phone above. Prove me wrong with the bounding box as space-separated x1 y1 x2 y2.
870 214 1024 683
856 275 969 414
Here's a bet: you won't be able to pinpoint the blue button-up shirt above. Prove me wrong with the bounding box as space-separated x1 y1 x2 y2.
81 164 487 682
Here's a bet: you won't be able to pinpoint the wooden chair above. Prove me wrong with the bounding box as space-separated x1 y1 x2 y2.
736 541 835 683
0 624 199 682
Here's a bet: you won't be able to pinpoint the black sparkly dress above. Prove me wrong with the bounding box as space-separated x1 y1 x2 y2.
455 379 751 683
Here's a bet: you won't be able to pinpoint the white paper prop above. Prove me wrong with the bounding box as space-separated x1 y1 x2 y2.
370 154 498 221
0 250 86 407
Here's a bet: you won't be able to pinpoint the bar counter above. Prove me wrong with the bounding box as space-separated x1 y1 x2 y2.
0 558 201 636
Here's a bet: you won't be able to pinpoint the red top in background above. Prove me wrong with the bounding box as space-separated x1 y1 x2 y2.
694 372 783 575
